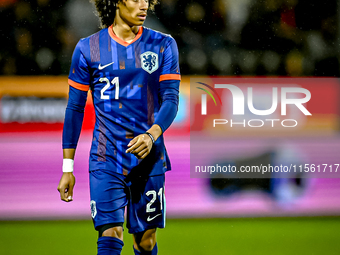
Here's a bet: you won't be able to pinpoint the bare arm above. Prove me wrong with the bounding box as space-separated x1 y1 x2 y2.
63 148 76 159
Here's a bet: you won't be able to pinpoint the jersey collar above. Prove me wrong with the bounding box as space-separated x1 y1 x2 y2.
108 25 143 47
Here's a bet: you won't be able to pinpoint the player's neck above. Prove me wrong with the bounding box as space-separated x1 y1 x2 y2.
112 21 140 44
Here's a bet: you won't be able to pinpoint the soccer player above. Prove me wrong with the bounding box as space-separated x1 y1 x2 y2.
57 0 180 254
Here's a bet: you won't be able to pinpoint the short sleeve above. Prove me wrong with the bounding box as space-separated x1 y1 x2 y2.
159 37 181 82
68 40 91 91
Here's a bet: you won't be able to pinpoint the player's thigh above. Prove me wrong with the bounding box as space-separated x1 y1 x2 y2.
127 174 166 234
90 170 128 230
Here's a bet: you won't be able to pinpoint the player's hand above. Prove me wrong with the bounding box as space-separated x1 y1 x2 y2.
57 173 76 202
125 134 153 159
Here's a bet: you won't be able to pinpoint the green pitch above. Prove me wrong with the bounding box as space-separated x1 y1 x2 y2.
0 217 339 255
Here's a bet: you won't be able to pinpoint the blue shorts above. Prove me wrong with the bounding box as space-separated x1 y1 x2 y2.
89 169 166 234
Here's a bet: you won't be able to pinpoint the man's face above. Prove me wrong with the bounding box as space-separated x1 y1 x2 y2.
117 0 149 26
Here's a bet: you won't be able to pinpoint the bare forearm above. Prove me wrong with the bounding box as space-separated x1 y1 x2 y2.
63 148 76 159
147 124 162 142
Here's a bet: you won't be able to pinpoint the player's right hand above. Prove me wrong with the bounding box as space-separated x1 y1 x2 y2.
57 173 76 202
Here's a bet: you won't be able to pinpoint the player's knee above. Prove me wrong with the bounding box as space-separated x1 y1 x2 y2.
138 237 156 251
134 229 156 251
98 224 124 241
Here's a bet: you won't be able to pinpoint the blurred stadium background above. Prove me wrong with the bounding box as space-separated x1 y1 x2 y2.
1 0 340 254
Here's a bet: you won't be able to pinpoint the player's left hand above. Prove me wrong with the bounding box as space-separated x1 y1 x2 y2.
126 134 153 159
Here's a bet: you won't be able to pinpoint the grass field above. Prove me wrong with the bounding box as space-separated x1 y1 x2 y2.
0 217 339 255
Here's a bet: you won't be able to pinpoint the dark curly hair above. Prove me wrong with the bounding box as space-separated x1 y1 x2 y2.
92 0 159 28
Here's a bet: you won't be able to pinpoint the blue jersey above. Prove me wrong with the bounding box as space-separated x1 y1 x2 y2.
67 26 181 176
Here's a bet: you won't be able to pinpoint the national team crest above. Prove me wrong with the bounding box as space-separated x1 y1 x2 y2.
90 200 97 218
141 51 158 74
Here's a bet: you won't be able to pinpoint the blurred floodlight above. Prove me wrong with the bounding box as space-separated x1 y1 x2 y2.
212 49 232 74
36 48 55 71
185 3 205 22
262 51 281 73
187 48 207 71
238 50 258 74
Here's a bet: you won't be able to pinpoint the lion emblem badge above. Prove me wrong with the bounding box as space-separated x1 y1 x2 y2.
90 200 97 218
141 51 158 74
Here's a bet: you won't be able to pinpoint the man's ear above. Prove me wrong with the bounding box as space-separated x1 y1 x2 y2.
120 0 127 7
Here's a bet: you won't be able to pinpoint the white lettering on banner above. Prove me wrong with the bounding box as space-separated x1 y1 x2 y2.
0 97 67 123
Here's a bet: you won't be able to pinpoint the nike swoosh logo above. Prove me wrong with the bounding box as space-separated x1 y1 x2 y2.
98 62 114 70
147 213 162 222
